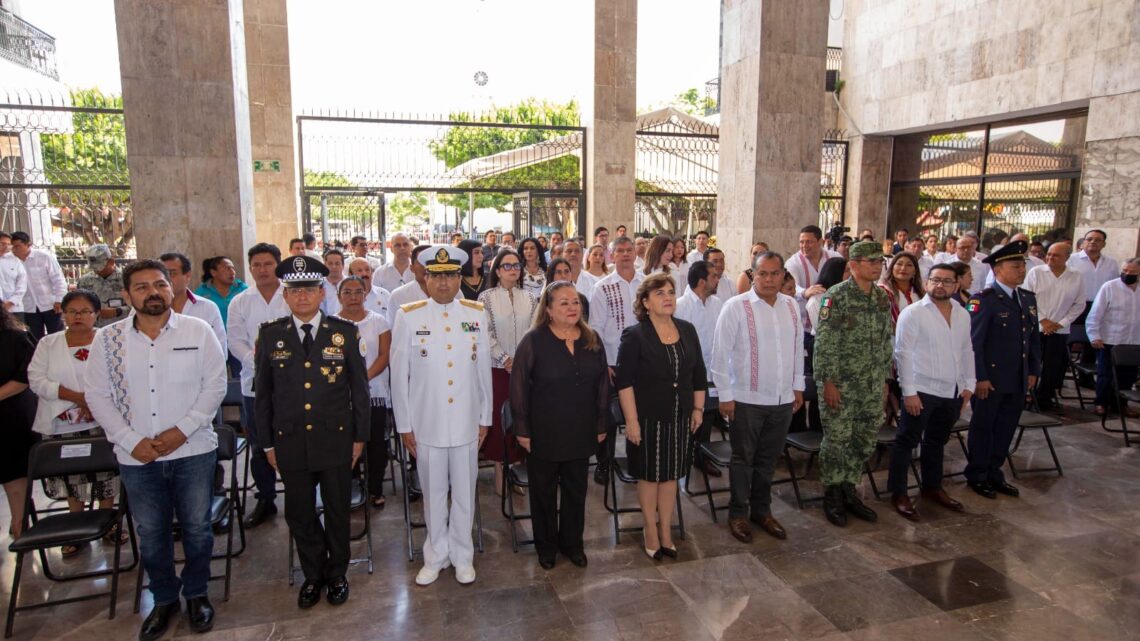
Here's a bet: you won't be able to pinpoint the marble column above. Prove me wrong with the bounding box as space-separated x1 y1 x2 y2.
715 0 830 270
245 0 300 250
585 0 637 238
116 0 257 271
1076 92 1140 259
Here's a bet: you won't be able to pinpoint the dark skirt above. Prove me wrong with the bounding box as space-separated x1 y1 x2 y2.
482 367 520 464
0 390 39 484
627 414 693 482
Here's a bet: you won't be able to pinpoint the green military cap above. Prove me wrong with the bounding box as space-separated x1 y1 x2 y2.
848 240 883 261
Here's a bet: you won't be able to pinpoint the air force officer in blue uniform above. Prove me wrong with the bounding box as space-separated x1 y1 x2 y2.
963 240 1041 498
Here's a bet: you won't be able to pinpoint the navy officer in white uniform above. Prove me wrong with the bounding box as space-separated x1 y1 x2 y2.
391 245 492 586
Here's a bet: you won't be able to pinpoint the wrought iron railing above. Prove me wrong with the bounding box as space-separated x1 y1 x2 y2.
0 8 59 80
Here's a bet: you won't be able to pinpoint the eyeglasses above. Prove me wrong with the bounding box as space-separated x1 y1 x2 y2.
64 309 96 317
499 263 521 271
927 277 957 286
287 287 321 296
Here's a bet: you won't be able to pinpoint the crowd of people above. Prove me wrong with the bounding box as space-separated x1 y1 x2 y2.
0 222 1137 641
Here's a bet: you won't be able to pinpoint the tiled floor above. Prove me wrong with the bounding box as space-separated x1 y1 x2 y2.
2 397 1139 641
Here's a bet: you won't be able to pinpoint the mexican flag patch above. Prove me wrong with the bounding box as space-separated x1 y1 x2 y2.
966 299 980 312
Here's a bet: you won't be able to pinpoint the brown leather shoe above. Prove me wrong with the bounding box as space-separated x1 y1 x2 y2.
891 494 919 521
728 517 753 543
750 514 787 540
920 488 965 512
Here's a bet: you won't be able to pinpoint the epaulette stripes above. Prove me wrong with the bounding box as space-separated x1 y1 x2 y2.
400 300 428 313
459 299 484 311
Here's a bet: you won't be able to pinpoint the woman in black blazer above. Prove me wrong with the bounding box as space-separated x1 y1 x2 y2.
615 272 707 560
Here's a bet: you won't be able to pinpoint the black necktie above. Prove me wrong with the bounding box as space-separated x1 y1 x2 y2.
301 323 314 355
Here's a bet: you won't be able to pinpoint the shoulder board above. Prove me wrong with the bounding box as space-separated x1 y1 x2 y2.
259 315 290 329
325 315 354 326
977 287 995 297
400 300 428 313
459 299 485 311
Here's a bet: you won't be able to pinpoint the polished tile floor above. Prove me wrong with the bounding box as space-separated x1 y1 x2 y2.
2 396 1139 641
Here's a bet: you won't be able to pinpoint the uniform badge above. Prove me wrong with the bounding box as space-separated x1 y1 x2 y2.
1028 306 1037 316
322 346 344 361
320 365 338 384
819 297 832 320
331 333 345 346
435 247 449 263
471 342 478 361
276 340 284 349
359 337 367 356
461 322 480 332
967 299 981 313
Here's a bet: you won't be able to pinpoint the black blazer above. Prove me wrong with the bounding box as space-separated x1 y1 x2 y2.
969 285 1043 395
254 315 371 473
614 318 708 422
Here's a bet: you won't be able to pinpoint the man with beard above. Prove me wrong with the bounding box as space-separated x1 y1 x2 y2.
85 259 227 640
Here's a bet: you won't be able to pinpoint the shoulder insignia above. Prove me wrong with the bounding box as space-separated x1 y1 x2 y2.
326 315 353 326
400 300 428 313
966 298 981 313
260 315 289 329
459 299 485 311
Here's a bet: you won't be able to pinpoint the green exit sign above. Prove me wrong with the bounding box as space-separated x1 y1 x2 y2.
254 160 281 172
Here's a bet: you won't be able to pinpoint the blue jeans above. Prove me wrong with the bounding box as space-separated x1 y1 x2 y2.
241 395 278 501
119 450 216 605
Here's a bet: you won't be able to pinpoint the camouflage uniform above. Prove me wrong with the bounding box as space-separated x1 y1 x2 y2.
76 268 126 328
813 278 894 486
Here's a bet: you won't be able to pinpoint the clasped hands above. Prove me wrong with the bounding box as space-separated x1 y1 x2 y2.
130 427 188 464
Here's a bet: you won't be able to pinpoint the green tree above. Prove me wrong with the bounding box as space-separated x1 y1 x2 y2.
388 191 430 231
428 98 582 229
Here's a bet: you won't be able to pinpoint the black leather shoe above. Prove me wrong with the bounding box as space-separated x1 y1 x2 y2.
593 465 609 485
538 555 555 570
841 484 878 522
185 596 215 633
823 486 847 527
569 552 588 567
297 580 323 609
139 601 179 641
326 575 349 605
969 482 997 499
992 481 1020 497
243 499 277 528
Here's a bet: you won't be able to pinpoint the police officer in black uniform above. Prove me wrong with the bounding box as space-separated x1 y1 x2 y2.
254 255 370 607
963 240 1042 498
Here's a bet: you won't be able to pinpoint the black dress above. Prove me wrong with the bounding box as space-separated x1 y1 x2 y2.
460 275 486 300
0 328 39 483
615 319 707 482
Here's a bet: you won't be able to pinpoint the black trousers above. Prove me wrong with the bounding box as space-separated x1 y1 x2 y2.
526 455 588 558
281 465 352 582
364 406 390 497
964 391 1023 486
1036 333 1069 405
23 309 63 340
728 402 793 520
888 392 960 495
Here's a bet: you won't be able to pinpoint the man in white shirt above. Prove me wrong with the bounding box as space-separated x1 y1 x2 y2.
786 225 842 336
1068 229 1120 309
545 231 564 263
906 237 933 280
703 248 737 302
345 256 392 321
889 264 975 521
1023 242 1085 410
322 248 346 316
226 243 290 527
1086 257 1140 416
674 260 725 480
301 232 323 262
950 235 989 295
375 232 414 293
386 245 440 325
349 235 382 274
160 253 226 354
85 259 226 640
711 252 803 543
588 236 641 483
561 240 598 299
633 236 648 271
983 234 1044 288
686 230 711 264
10 231 66 338
0 231 29 316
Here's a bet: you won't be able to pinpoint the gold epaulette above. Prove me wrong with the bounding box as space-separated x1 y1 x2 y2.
400 300 428 313
459 299 485 311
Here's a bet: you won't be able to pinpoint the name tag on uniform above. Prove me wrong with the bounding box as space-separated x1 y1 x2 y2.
271 350 292 361
322 346 344 361
461 322 480 332
416 330 431 336
173 346 199 351
998 312 1010 318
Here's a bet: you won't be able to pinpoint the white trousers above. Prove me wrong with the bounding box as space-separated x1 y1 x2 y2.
416 441 478 571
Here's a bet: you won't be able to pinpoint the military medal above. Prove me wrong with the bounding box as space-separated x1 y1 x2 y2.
276 340 284 348
331 333 345 346
471 343 478 361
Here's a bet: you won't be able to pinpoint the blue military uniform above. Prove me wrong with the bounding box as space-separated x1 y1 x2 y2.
964 241 1042 490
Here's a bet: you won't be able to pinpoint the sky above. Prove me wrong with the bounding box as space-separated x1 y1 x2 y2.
17 0 722 115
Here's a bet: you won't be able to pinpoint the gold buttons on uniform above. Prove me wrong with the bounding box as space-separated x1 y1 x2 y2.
448 362 453 368
339 426 344 431
448 398 454 404
448 380 453 386
443 312 448 318
305 424 313 431
445 326 451 332
305 403 312 410
304 382 311 389
304 362 311 368
447 345 452 350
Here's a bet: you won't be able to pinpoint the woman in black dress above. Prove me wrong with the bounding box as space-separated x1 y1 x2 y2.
457 239 487 300
0 305 39 540
615 273 707 560
510 281 610 570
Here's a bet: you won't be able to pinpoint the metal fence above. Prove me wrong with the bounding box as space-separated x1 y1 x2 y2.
0 7 58 80
820 132 849 232
634 111 719 239
0 88 132 280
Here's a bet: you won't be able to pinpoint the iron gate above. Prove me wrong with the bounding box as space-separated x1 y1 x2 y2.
820 131 849 231
0 88 133 281
298 106 586 257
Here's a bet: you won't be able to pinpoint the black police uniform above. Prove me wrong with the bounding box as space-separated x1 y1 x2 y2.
963 241 1042 489
254 257 370 592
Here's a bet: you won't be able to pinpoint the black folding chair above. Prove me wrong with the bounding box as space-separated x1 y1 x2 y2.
1064 326 1097 409
943 415 971 479
134 425 245 611
499 403 533 552
783 377 824 509
603 396 685 544
1103 344 1140 447
864 423 922 500
689 410 732 522
1007 394 1065 477
286 453 375 585
6 437 138 638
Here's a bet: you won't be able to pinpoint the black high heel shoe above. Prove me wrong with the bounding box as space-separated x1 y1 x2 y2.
644 547 663 561
660 545 678 559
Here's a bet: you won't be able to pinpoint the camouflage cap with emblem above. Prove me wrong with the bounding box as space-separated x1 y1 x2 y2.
848 240 884 261
419 244 467 273
275 254 329 287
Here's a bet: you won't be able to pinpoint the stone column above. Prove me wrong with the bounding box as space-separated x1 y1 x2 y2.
585 0 637 238
245 0 300 250
715 0 830 270
1077 92 1140 259
115 0 257 271
844 135 893 239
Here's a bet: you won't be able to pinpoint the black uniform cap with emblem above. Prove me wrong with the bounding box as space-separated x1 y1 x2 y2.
419 244 468 273
982 240 1028 266
275 254 329 287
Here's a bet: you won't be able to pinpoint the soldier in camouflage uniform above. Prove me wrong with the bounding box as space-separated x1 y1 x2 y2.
813 241 894 527
75 244 127 327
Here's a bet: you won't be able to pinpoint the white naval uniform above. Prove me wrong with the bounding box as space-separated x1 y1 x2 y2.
390 297 493 572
